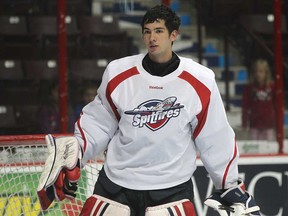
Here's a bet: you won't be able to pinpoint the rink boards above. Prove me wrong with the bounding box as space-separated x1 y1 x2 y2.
194 155 288 216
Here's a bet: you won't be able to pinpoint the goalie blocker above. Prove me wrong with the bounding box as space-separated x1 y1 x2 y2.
204 180 260 216
37 134 82 210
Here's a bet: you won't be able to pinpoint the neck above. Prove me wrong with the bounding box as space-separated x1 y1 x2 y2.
142 52 180 77
148 52 173 63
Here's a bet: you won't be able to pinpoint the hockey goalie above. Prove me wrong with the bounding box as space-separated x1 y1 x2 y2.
37 4 261 216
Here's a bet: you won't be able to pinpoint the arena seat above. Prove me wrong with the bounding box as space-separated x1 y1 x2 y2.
27 15 80 58
0 16 40 59
28 15 79 36
0 60 23 80
1 41 40 59
23 60 58 80
0 105 16 128
68 59 107 81
0 16 28 36
77 15 121 36
0 84 39 105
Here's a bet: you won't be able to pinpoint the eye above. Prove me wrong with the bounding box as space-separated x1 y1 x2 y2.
155 29 164 33
143 29 151 34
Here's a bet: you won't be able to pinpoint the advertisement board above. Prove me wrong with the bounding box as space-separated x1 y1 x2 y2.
193 156 288 216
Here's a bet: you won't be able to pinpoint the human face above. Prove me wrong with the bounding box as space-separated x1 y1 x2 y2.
83 88 97 104
255 64 267 85
142 19 178 63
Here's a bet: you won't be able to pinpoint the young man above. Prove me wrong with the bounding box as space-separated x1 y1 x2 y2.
37 5 260 216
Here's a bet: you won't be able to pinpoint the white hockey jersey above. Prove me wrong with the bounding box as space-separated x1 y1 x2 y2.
74 53 239 190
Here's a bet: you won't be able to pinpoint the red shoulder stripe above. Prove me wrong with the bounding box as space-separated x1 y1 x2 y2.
178 71 211 139
106 67 139 121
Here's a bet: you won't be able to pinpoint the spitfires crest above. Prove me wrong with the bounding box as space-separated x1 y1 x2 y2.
124 96 184 131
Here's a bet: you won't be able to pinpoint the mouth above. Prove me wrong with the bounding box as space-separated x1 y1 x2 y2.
149 44 158 50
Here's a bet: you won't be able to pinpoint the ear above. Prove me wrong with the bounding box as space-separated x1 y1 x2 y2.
170 30 179 42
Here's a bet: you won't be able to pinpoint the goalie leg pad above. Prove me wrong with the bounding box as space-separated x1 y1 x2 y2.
145 199 196 216
37 134 81 210
80 195 130 216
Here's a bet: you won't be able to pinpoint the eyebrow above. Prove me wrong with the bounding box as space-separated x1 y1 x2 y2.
143 27 166 31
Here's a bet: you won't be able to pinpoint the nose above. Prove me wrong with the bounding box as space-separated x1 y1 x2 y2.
149 31 156 42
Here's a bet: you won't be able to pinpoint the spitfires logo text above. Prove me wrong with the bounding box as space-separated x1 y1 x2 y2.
124 96 184 131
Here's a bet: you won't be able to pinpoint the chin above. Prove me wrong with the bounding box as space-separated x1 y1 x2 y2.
149 49 161 56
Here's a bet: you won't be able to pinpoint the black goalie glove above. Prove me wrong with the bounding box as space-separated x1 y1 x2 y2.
204 180 260 216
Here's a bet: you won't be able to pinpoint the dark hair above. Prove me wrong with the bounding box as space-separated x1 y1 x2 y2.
141 5 181 35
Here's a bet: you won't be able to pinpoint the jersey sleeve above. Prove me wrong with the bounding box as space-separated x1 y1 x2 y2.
194 80 239 190
74 67 119 166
